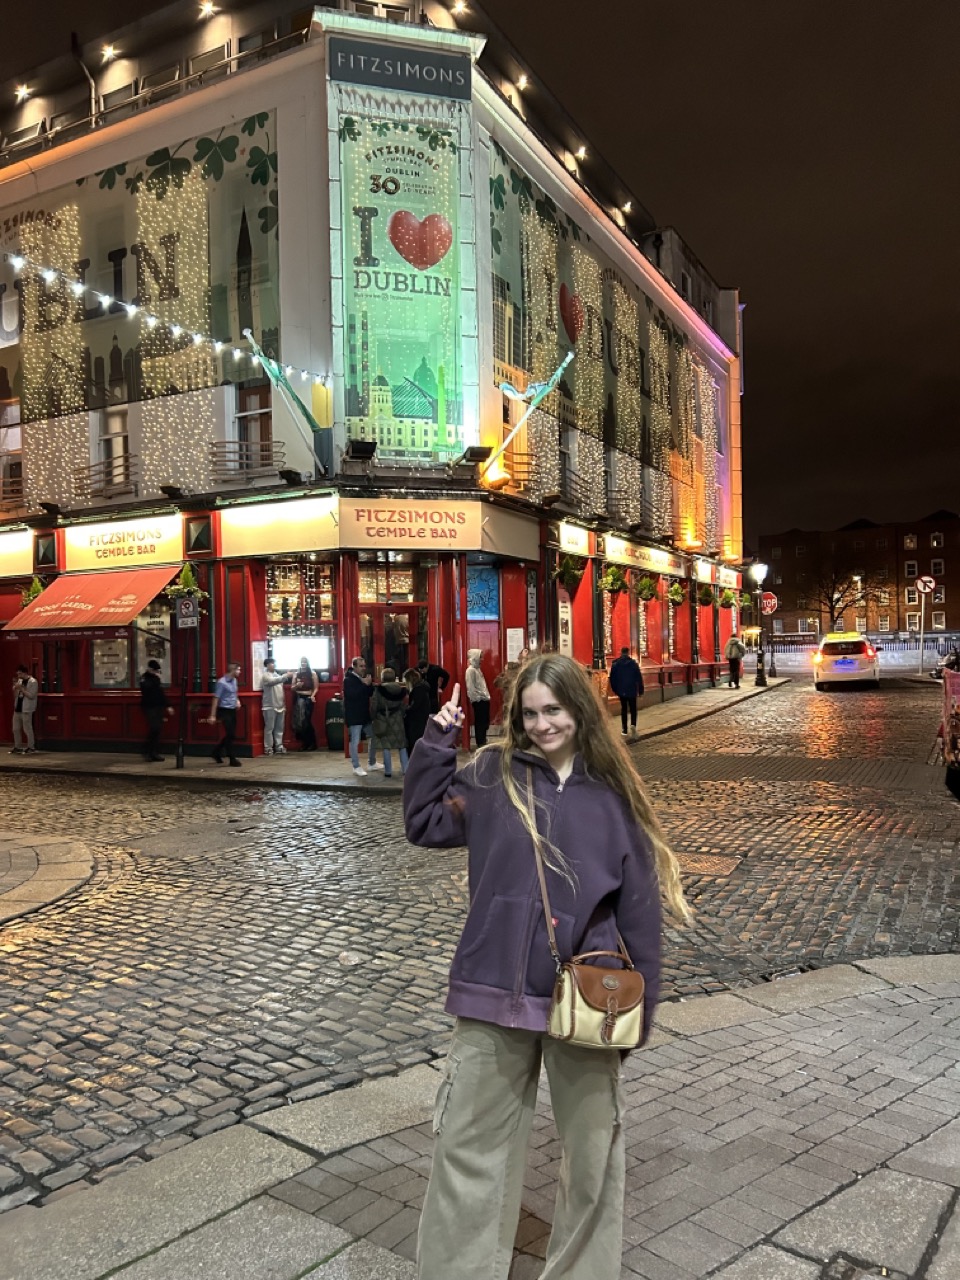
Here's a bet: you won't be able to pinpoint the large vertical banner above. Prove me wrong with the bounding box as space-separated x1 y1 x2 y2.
330 37 471 463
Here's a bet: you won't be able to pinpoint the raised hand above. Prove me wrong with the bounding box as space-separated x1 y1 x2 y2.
434 682 463 730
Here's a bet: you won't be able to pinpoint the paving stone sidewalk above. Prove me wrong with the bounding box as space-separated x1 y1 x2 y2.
0 831 93 926
3 954 959 1280
0 679 789 798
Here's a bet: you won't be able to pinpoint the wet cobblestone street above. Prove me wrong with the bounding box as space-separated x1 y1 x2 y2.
1 677 957 1211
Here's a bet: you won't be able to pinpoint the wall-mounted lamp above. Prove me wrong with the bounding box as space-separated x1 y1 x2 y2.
102 45 117 62
15 85 30 104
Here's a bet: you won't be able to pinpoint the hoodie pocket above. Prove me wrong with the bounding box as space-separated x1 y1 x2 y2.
455 895 531 990
526 908 576 995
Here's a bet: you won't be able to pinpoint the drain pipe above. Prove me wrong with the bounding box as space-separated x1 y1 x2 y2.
70 33 98 125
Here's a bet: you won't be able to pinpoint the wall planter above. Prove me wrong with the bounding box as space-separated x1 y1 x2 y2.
596 564 628 595
553 554 586 594
636 575 658 602
667 581 687 608
697 584 717 607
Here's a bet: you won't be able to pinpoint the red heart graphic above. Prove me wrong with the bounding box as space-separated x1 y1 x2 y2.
558 283 585 344
387 210 453 271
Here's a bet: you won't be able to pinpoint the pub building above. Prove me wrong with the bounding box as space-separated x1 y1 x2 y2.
0 1 744 755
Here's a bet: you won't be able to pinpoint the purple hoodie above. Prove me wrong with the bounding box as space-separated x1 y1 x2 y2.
403 718 662 1037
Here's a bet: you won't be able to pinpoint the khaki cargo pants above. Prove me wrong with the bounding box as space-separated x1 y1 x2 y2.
417 1018 625 1280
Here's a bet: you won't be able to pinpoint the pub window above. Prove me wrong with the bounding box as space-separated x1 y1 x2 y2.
266 558 337 673
99 406 130 489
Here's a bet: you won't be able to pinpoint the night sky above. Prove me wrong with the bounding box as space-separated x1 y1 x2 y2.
5 1 959 542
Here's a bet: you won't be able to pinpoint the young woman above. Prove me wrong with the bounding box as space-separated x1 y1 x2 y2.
402 667 431 753
291 658 319 751
404 652 687 1280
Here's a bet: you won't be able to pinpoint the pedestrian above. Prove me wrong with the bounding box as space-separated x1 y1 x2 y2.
403 652 687 1279
417 657 450 714
139 659 173 762
292 657 319 751
205 661 241 766
608 646 644 737
10 664 39 755
403 666 431 753
344 656 378 777
261 658 292 755
370 666 408 778
724 632 746 688
465 647 491 748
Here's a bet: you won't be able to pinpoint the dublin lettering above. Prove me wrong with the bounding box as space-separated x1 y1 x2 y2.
353 270 451 297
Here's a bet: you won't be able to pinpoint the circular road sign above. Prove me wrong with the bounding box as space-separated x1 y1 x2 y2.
760 591 779 615
916 575 937 595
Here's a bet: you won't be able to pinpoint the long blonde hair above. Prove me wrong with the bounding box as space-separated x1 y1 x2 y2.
493 653 689 922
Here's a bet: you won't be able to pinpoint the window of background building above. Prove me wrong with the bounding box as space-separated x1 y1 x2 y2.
905 560 918 578
879 589 890 605
773 570 783 585
771 546 781 559
798 618 817 634
905 587 919 605
796 595 808 609
933 611 946 630
795 545 806 556
855 617 867 633
933 586 946 603
876 566 888 581
878 615 890 632
932 558 945 576
931 532 944 548
772 619 783 634
906 612 920 630
680 270 691 300
853 539 865 550
904 534 917 550
876 538 888 550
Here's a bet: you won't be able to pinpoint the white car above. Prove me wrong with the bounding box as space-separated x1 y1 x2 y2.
813 632 881 690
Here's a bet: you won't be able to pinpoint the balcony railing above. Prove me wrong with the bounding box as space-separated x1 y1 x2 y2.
74 454 139 499
210 439 285 482
0 473 24 510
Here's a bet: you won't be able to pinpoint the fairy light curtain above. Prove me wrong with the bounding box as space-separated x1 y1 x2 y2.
333 82 471 464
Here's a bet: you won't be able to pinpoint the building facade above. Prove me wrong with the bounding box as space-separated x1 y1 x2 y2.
759 511 960 639
0 1 743 753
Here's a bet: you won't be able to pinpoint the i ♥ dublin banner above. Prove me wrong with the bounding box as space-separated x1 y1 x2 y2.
330 36 472 462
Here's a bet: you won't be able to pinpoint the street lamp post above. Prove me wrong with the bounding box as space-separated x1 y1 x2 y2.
751 561 768 687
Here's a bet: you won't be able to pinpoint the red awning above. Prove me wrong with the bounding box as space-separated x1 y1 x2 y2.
2 566 179 635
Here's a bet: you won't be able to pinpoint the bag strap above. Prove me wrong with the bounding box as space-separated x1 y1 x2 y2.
524 766 636 972
525 767 563 972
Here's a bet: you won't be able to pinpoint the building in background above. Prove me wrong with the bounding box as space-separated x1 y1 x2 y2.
758 511 959 639
0 0 743 753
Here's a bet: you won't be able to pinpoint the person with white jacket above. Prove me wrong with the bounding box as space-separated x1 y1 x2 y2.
465 648 491 748
11 665 39 754
261 658 293 755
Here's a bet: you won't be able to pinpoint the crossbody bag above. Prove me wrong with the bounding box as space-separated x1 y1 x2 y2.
525 767 646 1050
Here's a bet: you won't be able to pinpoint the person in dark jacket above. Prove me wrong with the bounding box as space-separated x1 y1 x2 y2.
417 658 450 714
403 667 431 752
608 646 644 737
344 656 378 776
139 659 173 762
370 667 408 778
404 653 687 1280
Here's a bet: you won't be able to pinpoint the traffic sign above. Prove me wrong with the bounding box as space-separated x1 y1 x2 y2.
175 596 199 628
760 591 779 615
916 575 937 595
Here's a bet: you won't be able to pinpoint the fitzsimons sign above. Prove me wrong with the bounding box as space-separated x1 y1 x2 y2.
340 499 482 548
328 37 471 100
64 516 183 572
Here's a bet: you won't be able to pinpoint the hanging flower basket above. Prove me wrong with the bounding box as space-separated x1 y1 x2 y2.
719 588 738 609
163 563 210 615
739 591 753 610
636 575 658 602
19 575 44 610
667 581 686 608
596 564 628 595
553 554 586 594
697 584 717 607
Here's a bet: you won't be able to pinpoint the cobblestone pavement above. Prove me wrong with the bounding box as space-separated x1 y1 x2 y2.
1 677 957 1213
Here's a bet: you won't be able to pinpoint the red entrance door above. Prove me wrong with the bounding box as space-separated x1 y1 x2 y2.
359 605 421 678
466 621 502 722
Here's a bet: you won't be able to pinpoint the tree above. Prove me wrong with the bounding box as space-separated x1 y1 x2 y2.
805 561 886 630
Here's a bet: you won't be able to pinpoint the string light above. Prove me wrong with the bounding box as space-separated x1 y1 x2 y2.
524 408 561 505
7 251 331 383
697 362 719 552
102 45 117 63
647 322 673 537
15 86 30 104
